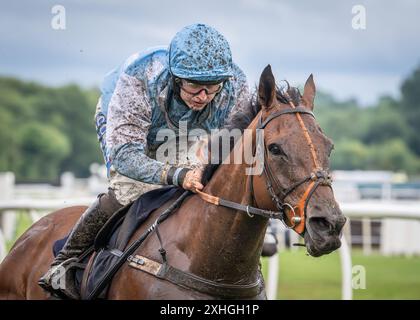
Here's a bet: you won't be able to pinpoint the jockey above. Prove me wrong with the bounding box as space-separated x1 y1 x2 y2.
38 23 253 299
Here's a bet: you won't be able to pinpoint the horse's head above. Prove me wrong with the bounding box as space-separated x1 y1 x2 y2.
254 65 346 257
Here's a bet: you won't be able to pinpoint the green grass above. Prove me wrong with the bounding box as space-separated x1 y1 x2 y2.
6 216 420 299
262 248 420 300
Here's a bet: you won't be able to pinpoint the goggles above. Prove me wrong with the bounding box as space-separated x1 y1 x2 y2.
176 78 224 96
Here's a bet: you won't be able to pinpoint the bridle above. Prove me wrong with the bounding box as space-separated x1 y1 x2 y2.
197 99 333 235
255 101 332 234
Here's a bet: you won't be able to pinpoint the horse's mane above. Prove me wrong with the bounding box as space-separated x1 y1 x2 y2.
201 84 302 184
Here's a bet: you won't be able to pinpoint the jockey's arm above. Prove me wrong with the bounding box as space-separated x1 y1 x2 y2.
106 72 189 187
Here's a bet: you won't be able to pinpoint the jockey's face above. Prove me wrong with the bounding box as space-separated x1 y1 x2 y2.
178 79 223 111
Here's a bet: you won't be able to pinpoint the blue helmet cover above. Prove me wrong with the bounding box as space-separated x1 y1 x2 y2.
169 23 233 82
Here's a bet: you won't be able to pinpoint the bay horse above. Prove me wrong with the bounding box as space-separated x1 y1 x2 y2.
0 65 346 299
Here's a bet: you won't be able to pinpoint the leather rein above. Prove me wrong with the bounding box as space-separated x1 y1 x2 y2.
196 100 333 235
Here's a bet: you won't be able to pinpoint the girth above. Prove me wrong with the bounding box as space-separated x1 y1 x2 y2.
128 255 263 299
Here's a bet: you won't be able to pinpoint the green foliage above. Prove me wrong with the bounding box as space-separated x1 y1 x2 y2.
0 111 19 172
317 107 370 142
0 77 101 182
331 139 370 170
331 139 420 174
368 139 420 174
313 64 420 176
17 123 71 180
361 99 410 145
399 65 420 155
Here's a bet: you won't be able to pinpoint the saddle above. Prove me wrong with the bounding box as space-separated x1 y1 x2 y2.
52 186 183 299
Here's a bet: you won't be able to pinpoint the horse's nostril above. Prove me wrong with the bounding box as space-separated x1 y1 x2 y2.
309 217 332 232
336 216 347 231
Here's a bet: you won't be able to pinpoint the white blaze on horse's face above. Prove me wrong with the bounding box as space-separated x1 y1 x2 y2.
257 65 346 257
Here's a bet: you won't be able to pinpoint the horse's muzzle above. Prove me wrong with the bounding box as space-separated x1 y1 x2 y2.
303 209 347 257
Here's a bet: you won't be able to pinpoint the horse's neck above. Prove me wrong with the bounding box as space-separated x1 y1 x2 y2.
182 125 268 284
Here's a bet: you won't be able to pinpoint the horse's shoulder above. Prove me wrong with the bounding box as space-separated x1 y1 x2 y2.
47 205 87 221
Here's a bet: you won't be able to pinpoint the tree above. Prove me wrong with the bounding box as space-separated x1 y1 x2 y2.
331 139 370 170
400 64 420 155
361 99 410 145
0 77 102 182
367 139 420 174
17 123 71 180
54 85 102 177
0 110 20 172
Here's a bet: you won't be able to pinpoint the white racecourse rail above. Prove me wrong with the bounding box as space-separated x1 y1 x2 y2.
1 199 420 300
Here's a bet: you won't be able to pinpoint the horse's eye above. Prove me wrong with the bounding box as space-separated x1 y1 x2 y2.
268 143 285 156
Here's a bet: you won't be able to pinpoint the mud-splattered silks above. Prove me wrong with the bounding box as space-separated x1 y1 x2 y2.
95 45 250 187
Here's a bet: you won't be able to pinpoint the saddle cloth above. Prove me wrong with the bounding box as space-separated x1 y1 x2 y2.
52 186 183 299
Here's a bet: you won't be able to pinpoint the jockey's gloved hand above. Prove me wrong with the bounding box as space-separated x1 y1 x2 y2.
182 167 204 193
165 166 204 193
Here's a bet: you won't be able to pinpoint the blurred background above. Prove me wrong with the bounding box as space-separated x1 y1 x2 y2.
0 0 419 299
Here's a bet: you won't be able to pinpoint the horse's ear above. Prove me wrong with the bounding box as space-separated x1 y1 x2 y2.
302 74 316 110
258 65 277 110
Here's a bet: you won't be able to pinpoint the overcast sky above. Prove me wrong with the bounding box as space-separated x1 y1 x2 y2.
1 0 419 105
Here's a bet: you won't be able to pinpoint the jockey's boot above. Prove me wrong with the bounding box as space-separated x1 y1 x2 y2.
38 189 122 299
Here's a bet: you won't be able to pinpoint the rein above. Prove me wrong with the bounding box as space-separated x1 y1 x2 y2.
196 189 283 220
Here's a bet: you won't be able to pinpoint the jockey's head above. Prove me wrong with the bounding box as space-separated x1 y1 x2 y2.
169 23 233 110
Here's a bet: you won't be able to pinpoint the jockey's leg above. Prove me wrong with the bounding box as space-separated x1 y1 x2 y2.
38 188 122 299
